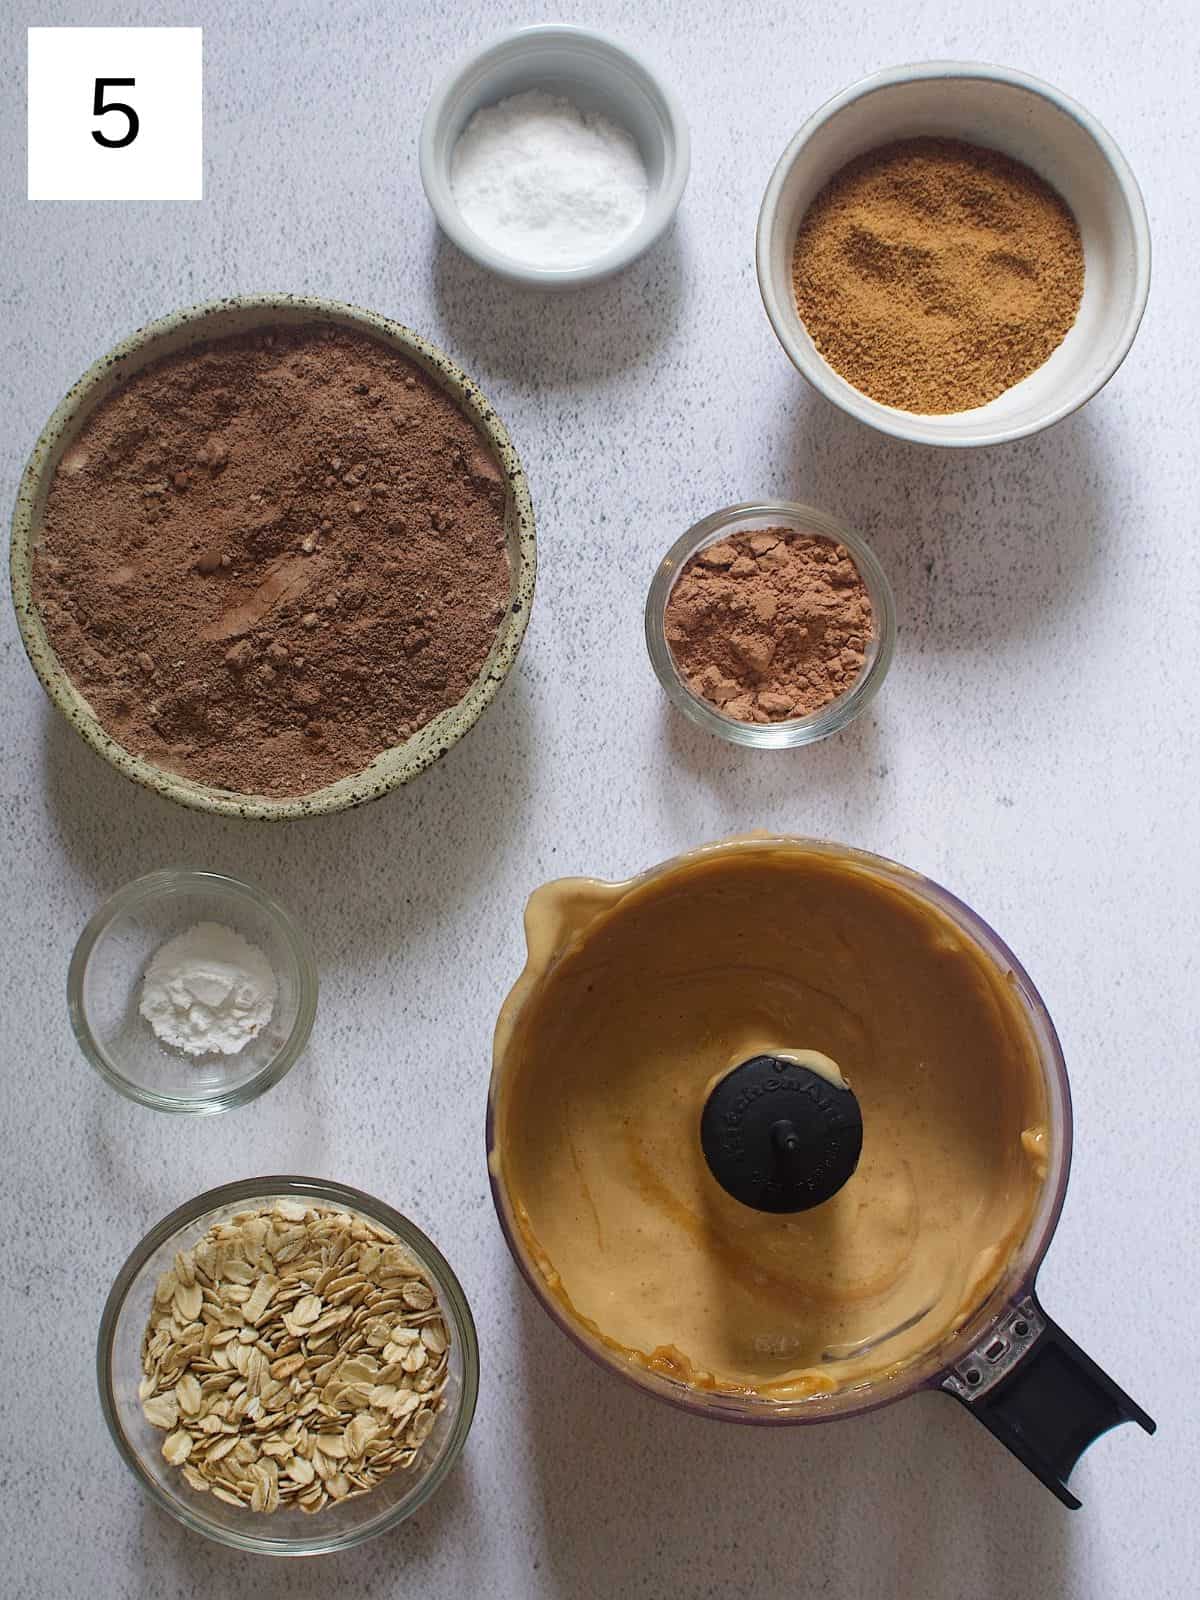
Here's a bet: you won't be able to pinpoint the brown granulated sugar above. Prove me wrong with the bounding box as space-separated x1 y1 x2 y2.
34 323 512 797
665 528 872 722
791 137 1084 414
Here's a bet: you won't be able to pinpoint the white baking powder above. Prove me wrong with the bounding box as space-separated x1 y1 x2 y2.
450 88 648 268
140 921 277 1058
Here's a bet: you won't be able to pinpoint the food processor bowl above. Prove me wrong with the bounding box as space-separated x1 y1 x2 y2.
486 836 1154 1507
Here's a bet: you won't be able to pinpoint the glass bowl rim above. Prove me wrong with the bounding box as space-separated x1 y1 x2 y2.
96 1174 480 1556
644 500 896 747
67 867 318 1114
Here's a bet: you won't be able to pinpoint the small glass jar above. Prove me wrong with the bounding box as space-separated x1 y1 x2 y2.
98 1177 479 1555
68 868 317 1113
644 500 895 747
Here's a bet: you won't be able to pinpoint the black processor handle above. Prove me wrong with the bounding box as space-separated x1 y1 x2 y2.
940 1289 1155 1509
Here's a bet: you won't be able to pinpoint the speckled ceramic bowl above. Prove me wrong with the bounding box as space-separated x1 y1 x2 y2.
10 294 536 819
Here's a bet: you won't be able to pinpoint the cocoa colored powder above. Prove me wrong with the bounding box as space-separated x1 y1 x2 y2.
34 324 512 797
791 137 1085 414
664 528 872 722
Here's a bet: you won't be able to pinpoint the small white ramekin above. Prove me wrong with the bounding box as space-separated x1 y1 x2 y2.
419 24 690 288
757 62 1151 447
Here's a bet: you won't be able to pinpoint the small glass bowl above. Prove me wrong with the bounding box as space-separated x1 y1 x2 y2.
644 501 896 747
98 1177 479 1556
68 869 317 1114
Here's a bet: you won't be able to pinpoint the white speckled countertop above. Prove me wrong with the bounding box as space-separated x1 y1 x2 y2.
2 2 1196 1595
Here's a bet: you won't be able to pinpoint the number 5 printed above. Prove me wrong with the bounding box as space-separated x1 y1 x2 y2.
92 78 139 148
28 27 201 200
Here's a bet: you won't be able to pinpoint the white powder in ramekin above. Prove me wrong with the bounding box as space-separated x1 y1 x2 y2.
450 88 648 268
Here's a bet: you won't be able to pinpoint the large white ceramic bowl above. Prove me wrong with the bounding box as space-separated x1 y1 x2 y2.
757 63 1151 447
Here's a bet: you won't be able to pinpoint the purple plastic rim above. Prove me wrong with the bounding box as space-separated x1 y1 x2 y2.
485 836 1073 1426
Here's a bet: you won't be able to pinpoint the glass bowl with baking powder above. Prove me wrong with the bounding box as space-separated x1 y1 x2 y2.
68 869 317 1113
645 501 896 749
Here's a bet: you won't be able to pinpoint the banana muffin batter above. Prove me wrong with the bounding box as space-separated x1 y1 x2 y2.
492 838 1048 1398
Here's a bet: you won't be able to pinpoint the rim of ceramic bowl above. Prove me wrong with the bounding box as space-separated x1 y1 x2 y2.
756 60 1152 448
486 834 1073 1426
97 1175 480 1555
67 868 318 1113
644 501 895 746
419 23 691 288
9 292 537 818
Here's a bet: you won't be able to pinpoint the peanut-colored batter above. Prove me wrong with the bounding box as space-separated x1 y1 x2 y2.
492 839 1048 1398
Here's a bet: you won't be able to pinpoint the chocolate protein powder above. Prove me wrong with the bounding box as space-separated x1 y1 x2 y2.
664 528 872 722
34 324 512 797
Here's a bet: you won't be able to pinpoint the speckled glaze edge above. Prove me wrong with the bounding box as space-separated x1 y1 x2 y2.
9 293 537 820
486 835 1073 1427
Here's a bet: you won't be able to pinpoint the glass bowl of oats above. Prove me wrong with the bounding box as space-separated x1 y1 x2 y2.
97 1178 479 1554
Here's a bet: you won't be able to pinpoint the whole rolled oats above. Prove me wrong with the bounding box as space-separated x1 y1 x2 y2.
138 1200 451 1515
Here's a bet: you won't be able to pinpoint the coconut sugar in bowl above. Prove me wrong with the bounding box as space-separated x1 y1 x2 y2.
756 62 1150 447
645 502 895 748
10 295 536 819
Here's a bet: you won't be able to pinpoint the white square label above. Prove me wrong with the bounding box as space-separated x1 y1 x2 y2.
28 27 203 201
